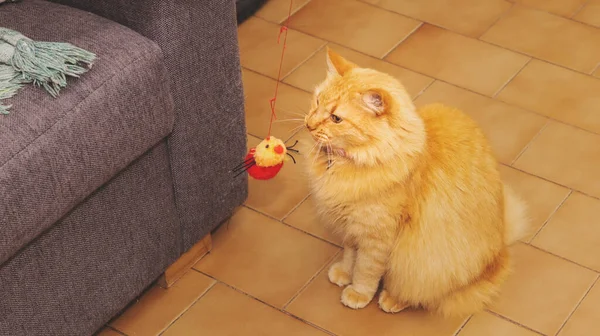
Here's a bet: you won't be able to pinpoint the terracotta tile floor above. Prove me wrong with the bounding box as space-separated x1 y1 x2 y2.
100 0 600 335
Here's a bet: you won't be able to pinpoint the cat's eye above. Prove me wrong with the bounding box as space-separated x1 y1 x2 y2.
330 114 342 123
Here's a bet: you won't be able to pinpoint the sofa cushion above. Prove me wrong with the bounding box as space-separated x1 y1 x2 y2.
0 0 175 265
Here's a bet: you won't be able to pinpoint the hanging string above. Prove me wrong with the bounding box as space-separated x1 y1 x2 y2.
267 0 294 138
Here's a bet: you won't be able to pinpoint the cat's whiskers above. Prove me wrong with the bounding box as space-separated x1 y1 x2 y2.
312 141 324 166
307 140 320 158
288 123 305 135
279 108 308 118
273 118 304 123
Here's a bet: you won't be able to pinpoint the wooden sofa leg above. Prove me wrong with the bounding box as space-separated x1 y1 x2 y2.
158 234 212 288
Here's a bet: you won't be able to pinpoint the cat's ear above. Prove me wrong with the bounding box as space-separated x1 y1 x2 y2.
326 47 357 76
361 89 389 116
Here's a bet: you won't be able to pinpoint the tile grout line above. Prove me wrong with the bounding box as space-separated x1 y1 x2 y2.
477 2 515 40
481 37 600 77
278 1 312 25
485 310 547 335
570 1 590 19
509 120 549 166
526 243 600 274
103 325 127 336
253 13 431 68
281 193 312 222
281 212 342 246
591 62 600 76
527 190 573 243
157 277 218 336
411 78 437 104
251 15 329 78
358 0 600 45
452 315 473 336
380 21 424 60
411 78 436 101
281 42 328 82
242 204 342 248
353 0 486 42
355 0 600 78
197 272 338 336
252 2 310 26
492 57 532 98
505 163 600 204
341 0 600 79
554 274 600 336
283 249 342 309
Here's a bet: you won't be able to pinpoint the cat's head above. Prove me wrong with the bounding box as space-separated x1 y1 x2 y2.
304 48 425 166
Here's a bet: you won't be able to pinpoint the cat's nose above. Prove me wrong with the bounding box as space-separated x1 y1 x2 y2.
306 122 316 132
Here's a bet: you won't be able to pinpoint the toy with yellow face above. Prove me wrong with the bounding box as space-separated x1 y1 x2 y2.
233 136 298 180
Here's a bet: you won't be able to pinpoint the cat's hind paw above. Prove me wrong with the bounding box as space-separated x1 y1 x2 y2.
328 262 351 287
378 289 409 314
341 285 372 309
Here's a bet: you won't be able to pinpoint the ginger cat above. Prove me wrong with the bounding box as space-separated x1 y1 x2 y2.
303 48 529 317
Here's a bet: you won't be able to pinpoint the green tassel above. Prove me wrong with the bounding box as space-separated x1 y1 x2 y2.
0 28 96 98
0 64 23 114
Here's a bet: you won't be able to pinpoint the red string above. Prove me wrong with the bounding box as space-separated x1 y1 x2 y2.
267 0 294 138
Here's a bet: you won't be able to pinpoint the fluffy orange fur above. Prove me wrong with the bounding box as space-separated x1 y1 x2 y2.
302 48 529 317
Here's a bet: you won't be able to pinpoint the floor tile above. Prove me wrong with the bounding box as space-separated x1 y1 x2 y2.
507 0 587 17
109 271 215 336
481 6 600 74
286 259 467 336
194 207 339 308
497 60 600 134
245 134 311 219
414 81 546 164
497 165 570 242
513 121 600 199
243 69 312 141
288 0 421 58
255 0 312 24
386 24 529 96
369 0 511 37
96 328 122 336
573 0 600 28
458 312 540 336
238 17 326 80
533 193 600 271
559 280 600 336
490 243 597 335
283 43 433 98
284 196 342 246
163 283 328 336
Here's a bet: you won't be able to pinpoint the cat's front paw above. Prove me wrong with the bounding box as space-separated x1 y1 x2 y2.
341 285 372 309
328 262 351 287
378 289 409 314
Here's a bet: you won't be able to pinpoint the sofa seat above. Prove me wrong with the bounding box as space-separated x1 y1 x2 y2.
0 0 175 265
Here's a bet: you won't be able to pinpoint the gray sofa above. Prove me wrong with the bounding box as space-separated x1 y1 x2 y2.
0 0 248 335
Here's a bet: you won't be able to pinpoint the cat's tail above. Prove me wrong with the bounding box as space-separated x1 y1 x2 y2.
503 183 530 244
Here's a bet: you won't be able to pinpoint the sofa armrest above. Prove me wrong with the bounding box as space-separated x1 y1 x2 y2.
49 0 249 251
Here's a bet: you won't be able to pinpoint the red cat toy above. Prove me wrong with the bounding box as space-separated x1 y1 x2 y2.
233 137 298 180
233 1 298 180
